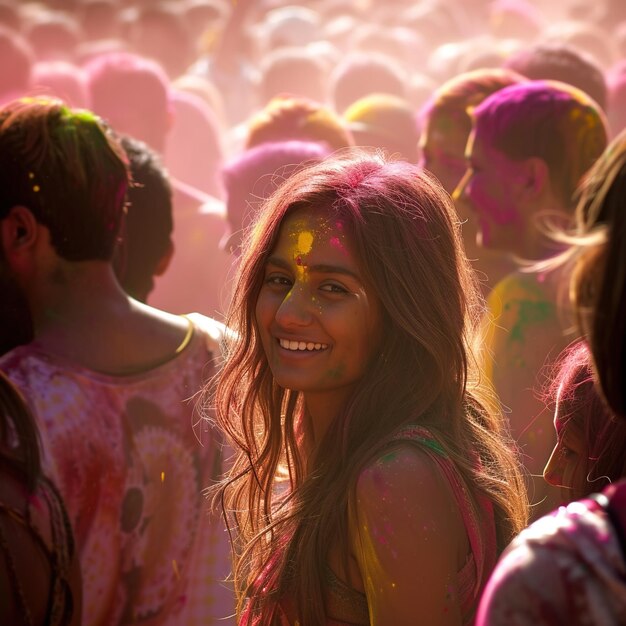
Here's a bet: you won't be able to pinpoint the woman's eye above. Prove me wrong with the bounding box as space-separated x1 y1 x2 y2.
265 275 292 287
319 283 347 294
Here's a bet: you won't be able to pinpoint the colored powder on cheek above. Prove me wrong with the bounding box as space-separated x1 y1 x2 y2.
324 363 345 380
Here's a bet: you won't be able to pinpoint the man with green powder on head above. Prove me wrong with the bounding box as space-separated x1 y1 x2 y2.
0 97 234 626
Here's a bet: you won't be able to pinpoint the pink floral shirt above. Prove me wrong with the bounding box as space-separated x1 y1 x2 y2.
0 314 234 626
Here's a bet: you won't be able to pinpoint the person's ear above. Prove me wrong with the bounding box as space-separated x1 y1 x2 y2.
518 157 550 200
1 205 38 256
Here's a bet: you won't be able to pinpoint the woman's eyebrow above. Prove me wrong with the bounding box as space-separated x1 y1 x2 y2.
266 256 361 281
306 264 362 281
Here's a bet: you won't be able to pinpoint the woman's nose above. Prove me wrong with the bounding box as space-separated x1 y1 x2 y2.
452 168 471 203
543 446 562 487
274 283 314 327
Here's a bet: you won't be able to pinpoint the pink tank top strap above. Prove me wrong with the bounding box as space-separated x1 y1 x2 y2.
390 425 497 599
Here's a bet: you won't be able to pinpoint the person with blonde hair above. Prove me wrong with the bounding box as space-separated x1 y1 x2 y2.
214 152 528 624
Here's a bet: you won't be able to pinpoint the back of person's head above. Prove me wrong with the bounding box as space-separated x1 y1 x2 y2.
503 42 608 111
115 135 173 302
472 80 608 208
571 128 626 416
545 340 626 498
0 97 129 261
488 0 544 40
541 20 618 71
129 2 195 78
422 67 527 143
184 0 229 52
221 139 330 253
419 68 526 193
255 4 322 53
184 0 229 33
164 89 224 198
172 74 226 122
258 47 328 107
77 0 121 42
32 60 90 108
343 93 420 163
84 51 172 152
349 24 425 68
24 11 83 62
0 26 35 101
329 52 408 114
245 95 353 152
402 0 465 50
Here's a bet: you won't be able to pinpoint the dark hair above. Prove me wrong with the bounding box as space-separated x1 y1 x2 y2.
0 97 129 261
571 129 626 416
114 135 173 300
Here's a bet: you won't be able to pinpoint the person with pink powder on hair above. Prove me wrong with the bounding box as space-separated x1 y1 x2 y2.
477 125 626 626
543 340 626 504
456 80 608 519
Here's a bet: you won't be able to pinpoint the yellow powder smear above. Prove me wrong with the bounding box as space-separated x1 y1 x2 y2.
297 231 314 255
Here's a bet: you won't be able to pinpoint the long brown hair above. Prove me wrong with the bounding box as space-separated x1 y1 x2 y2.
213 152 528 624
570 129 626 417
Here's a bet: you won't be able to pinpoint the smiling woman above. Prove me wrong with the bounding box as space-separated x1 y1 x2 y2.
212 151 528 625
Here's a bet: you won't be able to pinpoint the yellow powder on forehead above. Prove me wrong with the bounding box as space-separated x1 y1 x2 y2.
296 231 314 255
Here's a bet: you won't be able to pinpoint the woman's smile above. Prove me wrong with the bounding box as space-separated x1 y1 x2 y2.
255 208 382 405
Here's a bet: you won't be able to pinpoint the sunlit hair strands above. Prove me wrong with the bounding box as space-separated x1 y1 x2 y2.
210 151 528 625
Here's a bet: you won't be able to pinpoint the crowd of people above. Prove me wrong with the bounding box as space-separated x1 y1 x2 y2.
0 0 625 624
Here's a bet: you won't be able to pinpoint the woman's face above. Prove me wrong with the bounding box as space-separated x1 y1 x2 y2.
255 208 382 412
543 392 588 502
419 114 469 195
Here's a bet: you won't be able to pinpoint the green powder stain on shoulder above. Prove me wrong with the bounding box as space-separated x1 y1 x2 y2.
379 451 398 465
507 299 555 343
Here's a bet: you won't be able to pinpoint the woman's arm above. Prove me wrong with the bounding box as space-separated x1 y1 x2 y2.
351 444 467 626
